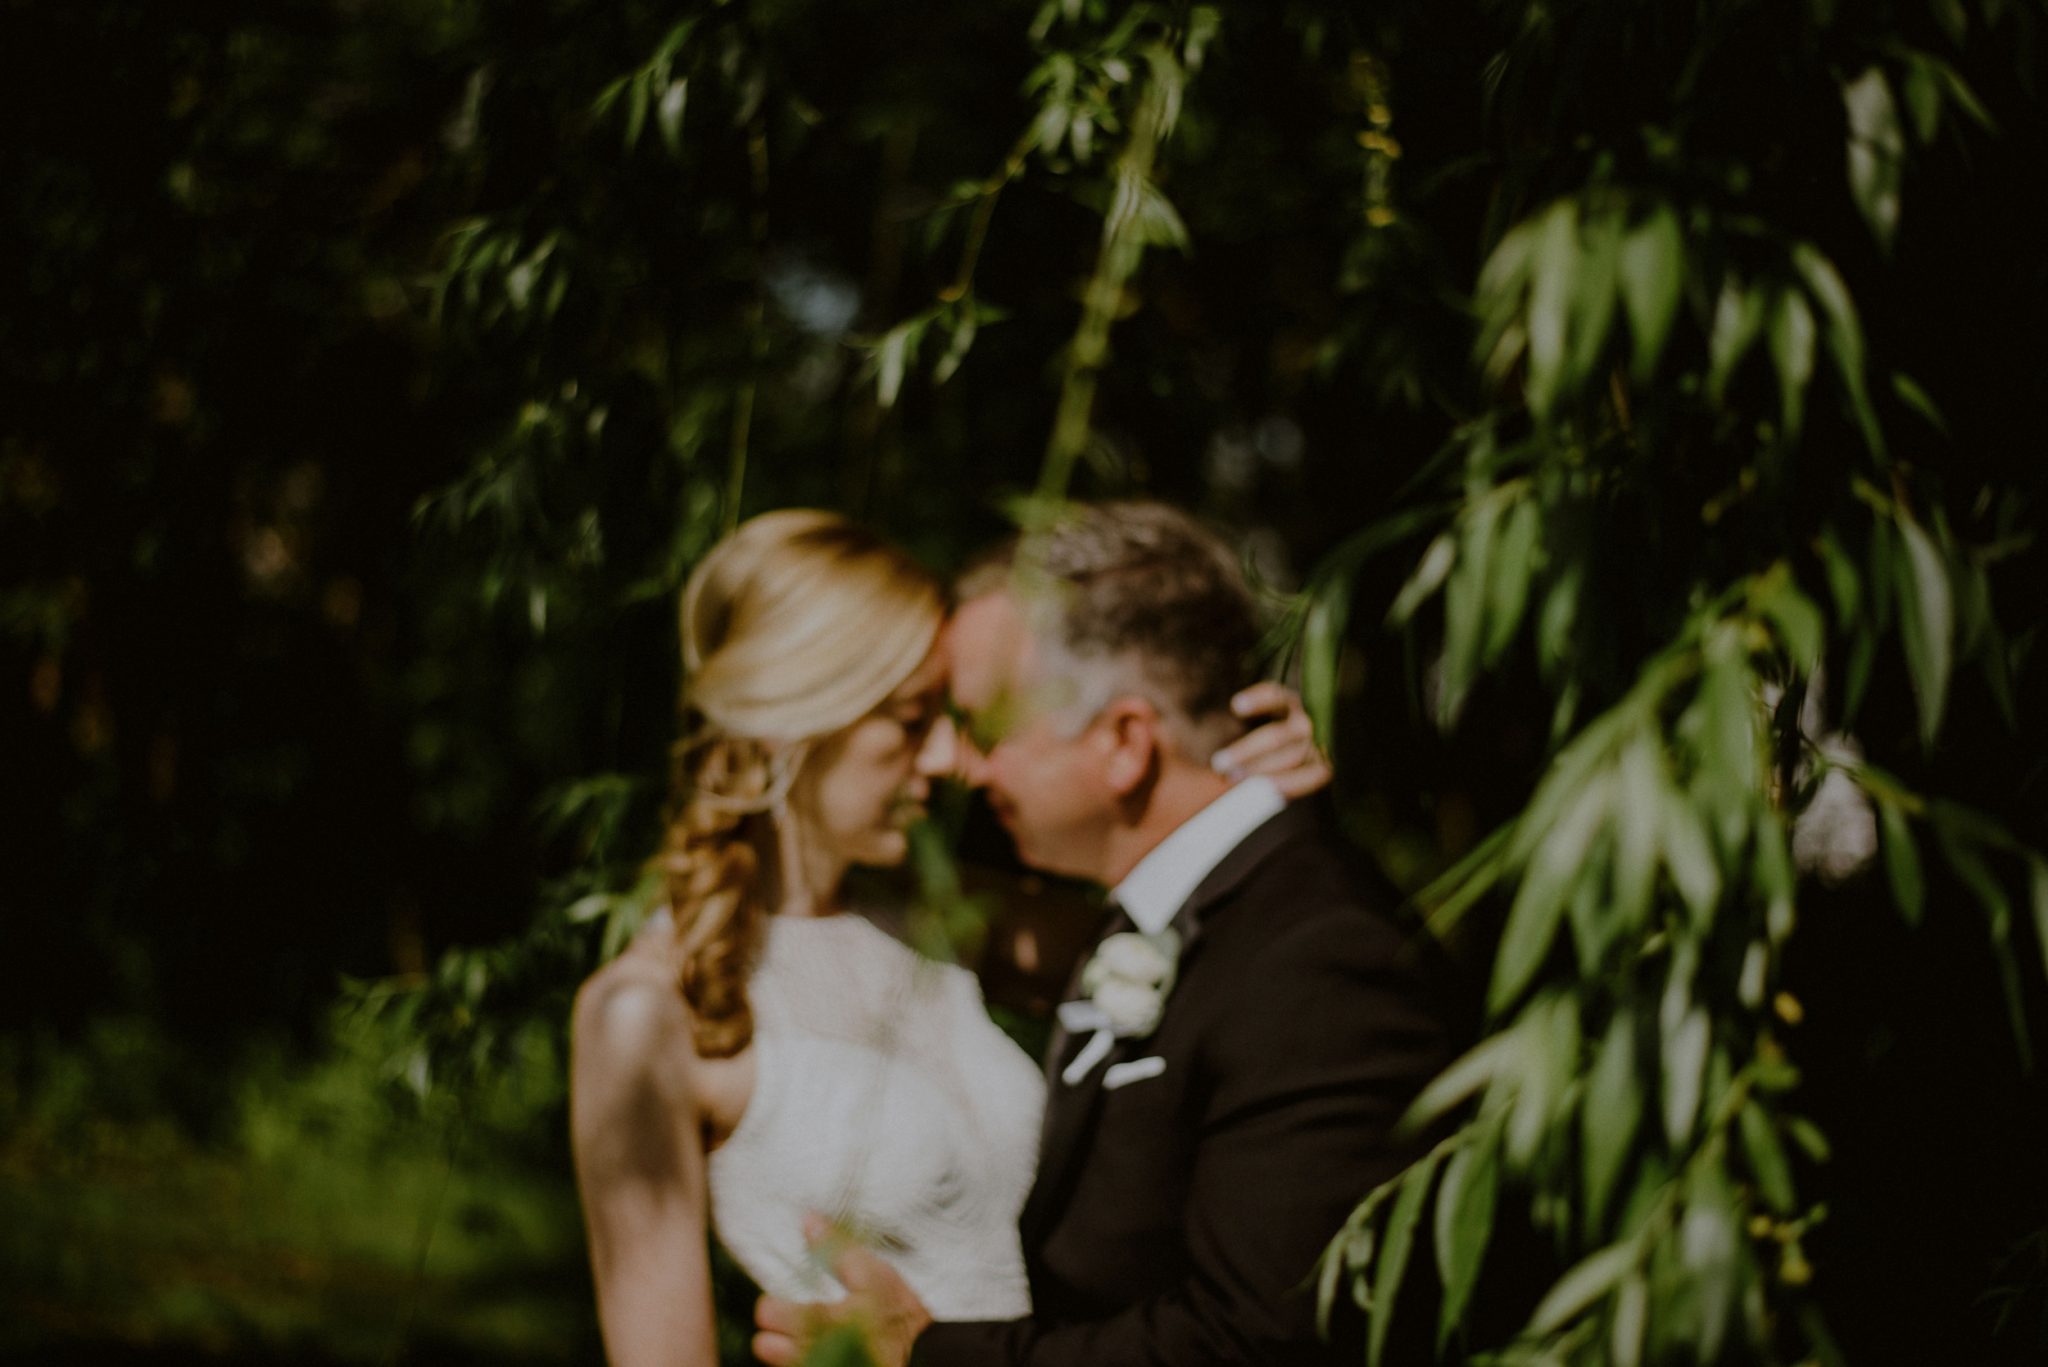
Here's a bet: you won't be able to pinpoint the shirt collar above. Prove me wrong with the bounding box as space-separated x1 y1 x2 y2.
1111 777 1288 936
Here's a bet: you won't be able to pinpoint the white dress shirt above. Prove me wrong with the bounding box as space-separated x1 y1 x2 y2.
1111 776 1288 935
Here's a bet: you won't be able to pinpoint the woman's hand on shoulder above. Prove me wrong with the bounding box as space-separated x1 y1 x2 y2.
1212 681 1334 799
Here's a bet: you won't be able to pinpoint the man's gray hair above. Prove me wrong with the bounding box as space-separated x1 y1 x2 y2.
961 502 1264 763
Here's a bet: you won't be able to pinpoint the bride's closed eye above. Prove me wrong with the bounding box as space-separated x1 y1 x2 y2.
887 691 942 745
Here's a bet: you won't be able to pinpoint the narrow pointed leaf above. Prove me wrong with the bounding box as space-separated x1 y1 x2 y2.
1302 570 1352 754
1893 511 1953 744
1738 1101 1797 1213
1484 497 1541 666
1793 243 1883 457
2031 860 2048 990
1434 1128 1499 1350
1707 277 1768 401
1491 779 1612 1010
1768 288 1818 441
1582 1009 1640 1227
1527 1239 1639 1337
1878 800 1924 924
1369 1152 1441 1367
1662 1006 1710 1146
1619 205 1683 382
1843 68 1905 252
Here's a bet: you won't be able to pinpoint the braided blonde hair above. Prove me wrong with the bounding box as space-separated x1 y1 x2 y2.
656 510 944 1057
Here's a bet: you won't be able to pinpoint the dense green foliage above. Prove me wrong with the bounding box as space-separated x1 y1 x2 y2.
5 0 2047 1362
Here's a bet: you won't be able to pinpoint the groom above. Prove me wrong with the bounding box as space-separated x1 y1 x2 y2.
756 501 1454 1366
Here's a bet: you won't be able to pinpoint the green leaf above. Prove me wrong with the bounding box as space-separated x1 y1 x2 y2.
1525 200 1581 417
1405 1024 1524 1129
1768 287 1818 441
1785 1115 1833 1163
1662 1006 1710 1146
1566 846 1613 977
2031 860 2048 995
657 78 689 157
932 309 980 386
1369 1151 1442 1367
1612 737 1663 931
1612 1271 1649 1367
1388 532 1456 625
1527 1239 1639 1338
875 321 924 408
1434 1127 1500 1350
1507 993 1580 1171
1893 510 1954 744
1902 58 1942 144
1738 1100 1797 1213
1535 557 1584 682
1302 570 1352 754
1582 1009 1640 1228
1793 243 1884 457
1707 276 1769 401
623 71 650 150
1843 67 1905 252
1619 204 1684 382
1933 812 2032 1065
1677 1173 1740 1363
1815 526 1862 627
1754 565 1823 669
1878 799 1925 924
1567 207 1624 387
1891 371 1948 434
1492 778 1612 1011
1659 787 1722 921
1755 816 1796 944
1929 55 1996 130
1475 221 1537 376
1439 499 1501 727
1934 815 2020 933
1484 496 1540 666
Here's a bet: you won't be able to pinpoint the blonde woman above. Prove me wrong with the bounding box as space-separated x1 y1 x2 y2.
570 510 1327 1367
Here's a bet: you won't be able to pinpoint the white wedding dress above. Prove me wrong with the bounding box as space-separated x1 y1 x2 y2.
707 912 1045 1319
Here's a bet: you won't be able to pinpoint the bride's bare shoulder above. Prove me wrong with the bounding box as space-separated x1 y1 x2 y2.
572 939 692 1077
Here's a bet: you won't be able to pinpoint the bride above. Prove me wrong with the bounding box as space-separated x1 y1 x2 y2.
570 509 1326 1366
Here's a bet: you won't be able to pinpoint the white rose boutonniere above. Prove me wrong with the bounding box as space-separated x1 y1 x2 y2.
1080 930 1179 1035
1057 927 1181 1084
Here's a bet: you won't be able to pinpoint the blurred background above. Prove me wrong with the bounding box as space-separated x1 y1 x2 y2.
4 0 2046 1363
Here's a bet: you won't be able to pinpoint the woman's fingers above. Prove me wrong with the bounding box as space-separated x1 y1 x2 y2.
755 1295 806 1337
1228 680 1297 722
1216 682 1331 798
752 1330 802 1366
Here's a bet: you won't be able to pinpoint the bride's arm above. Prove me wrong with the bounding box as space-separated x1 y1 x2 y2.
572 973 721 1367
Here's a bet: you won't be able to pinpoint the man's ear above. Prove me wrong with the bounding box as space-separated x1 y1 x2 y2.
1095 697 1161 798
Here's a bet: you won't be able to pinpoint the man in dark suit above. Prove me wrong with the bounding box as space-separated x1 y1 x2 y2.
756 501 1453 1366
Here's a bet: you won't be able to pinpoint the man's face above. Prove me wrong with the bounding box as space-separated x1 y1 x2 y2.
941 591 1114 881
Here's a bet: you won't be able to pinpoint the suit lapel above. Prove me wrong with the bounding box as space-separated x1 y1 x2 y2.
1020 1028 1128 1248
1019 803 1317 1253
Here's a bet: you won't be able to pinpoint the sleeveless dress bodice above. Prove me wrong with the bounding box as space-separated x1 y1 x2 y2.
706 913 1045 1320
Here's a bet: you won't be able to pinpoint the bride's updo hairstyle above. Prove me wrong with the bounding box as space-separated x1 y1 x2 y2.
658 509 945 1057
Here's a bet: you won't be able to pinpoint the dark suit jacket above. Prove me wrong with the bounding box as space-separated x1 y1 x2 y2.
912 801 1455 1367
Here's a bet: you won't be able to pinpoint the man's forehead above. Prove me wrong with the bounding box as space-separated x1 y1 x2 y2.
946 590 1031 700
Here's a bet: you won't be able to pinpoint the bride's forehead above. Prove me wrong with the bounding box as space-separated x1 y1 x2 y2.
889 639 949 699
943 592 1032 694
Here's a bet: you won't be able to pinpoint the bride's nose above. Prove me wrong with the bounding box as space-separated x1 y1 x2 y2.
915 712 961 779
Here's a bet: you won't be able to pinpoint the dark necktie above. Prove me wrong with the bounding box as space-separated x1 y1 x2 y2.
1044 898 1135 1084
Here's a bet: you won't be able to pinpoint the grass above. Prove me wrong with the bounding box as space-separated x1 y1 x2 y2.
0 1014 602 1365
